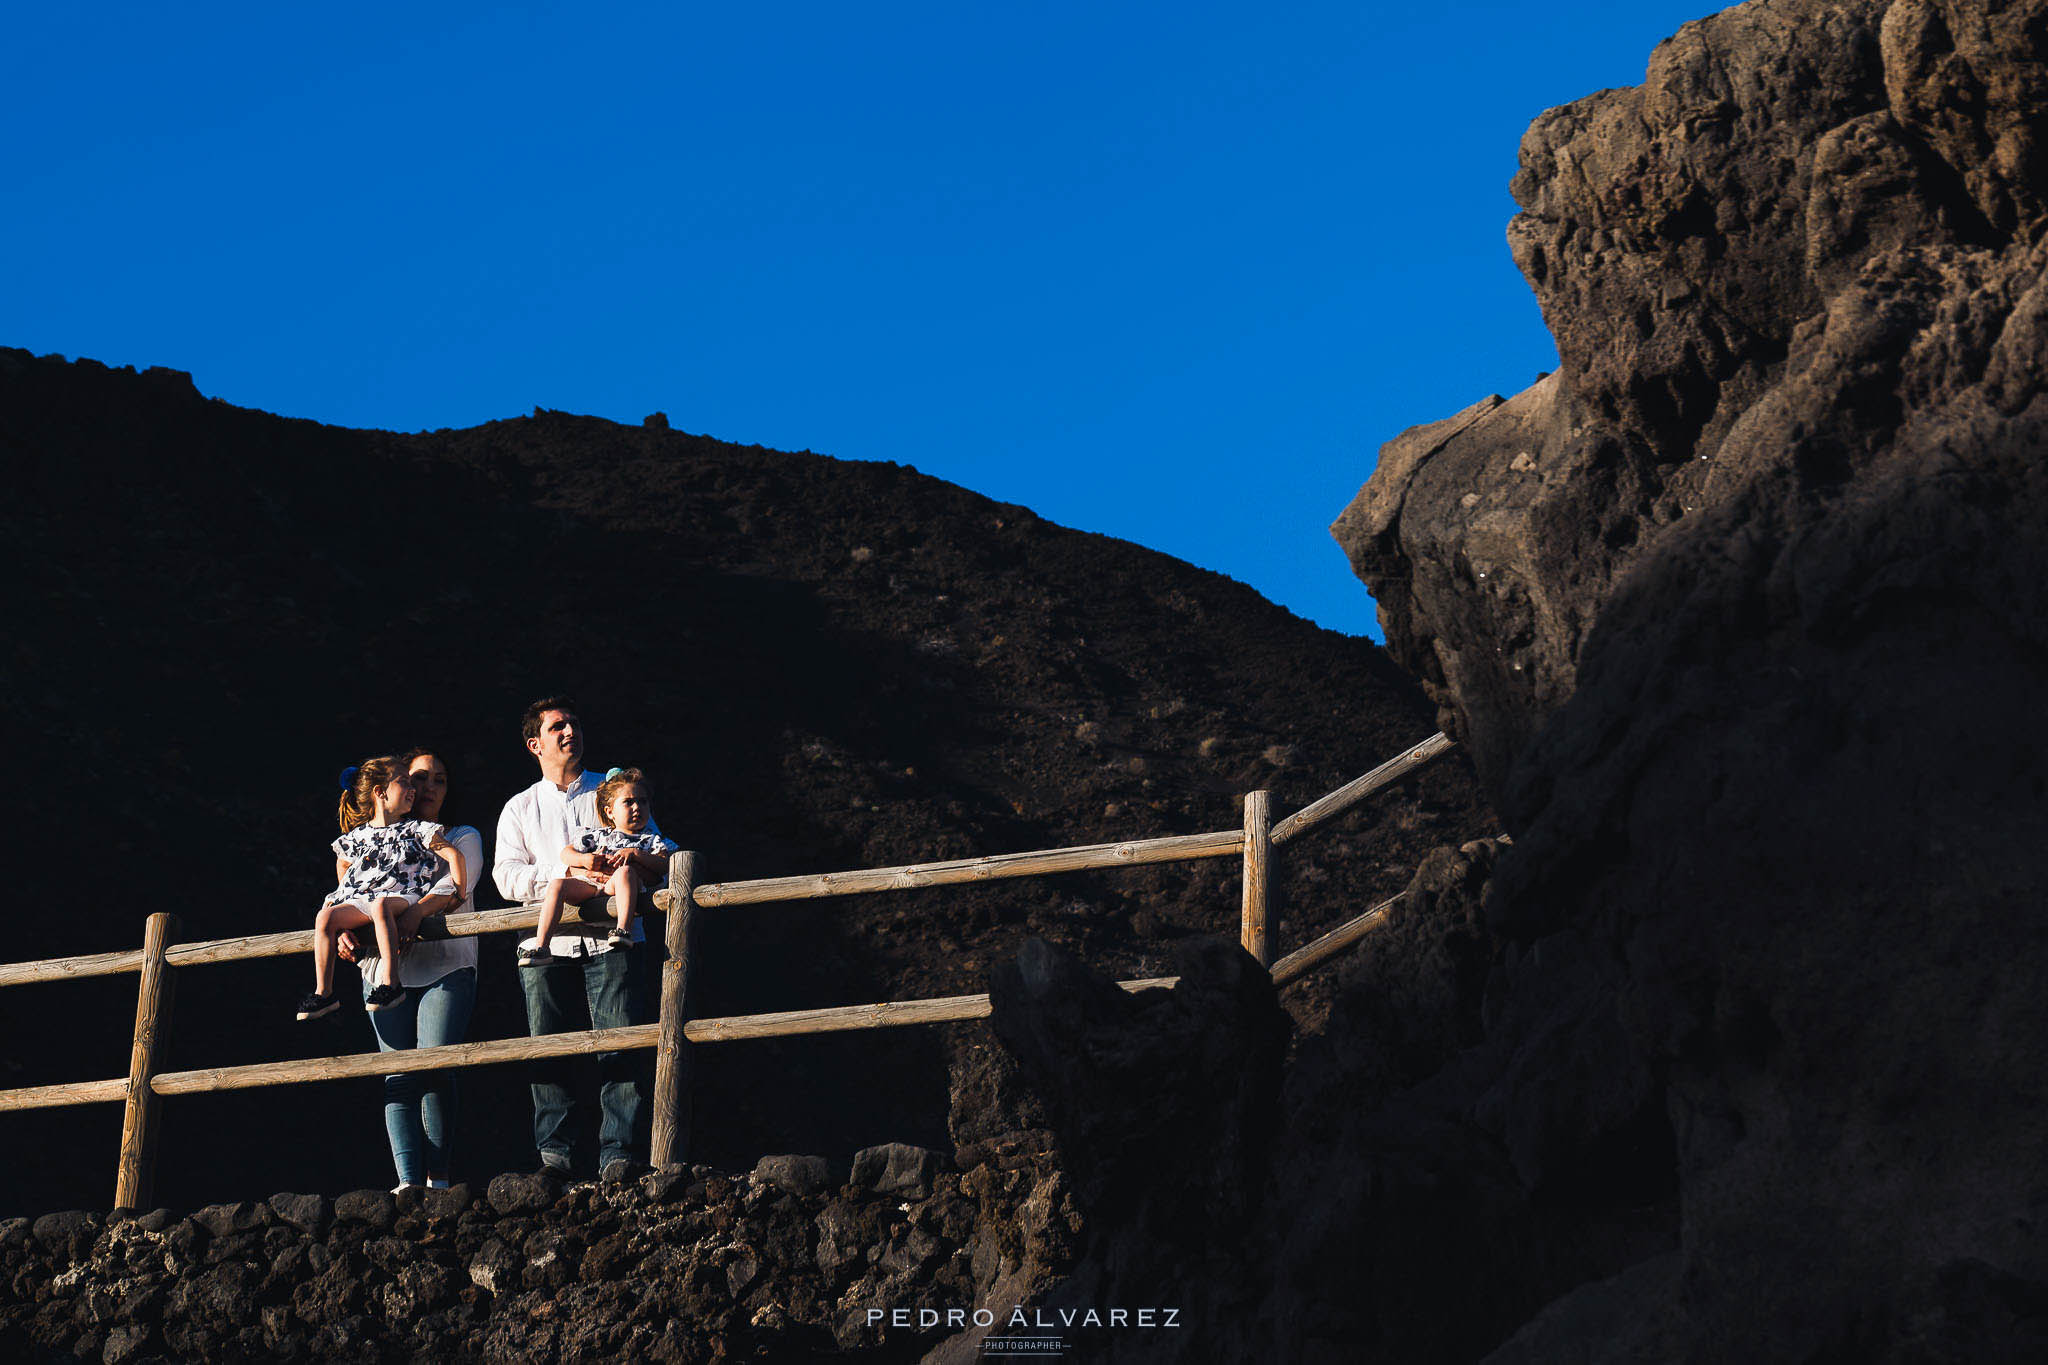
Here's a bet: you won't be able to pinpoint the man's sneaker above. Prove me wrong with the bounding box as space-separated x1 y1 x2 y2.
295 992 339 1021
517 945 551 969
365 983 408 1012
601 1158 645 1183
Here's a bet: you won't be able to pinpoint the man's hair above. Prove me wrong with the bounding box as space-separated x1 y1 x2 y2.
521 697 578 743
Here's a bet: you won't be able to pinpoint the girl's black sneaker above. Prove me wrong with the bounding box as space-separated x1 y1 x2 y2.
365 983 408 1012
296 992 339 1021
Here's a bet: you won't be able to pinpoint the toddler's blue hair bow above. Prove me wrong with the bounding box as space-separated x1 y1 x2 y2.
338 765 359 790
606 767 625 780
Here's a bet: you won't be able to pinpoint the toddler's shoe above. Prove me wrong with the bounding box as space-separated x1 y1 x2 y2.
606 927 633 948
517 945 551 969
365 983 408 1012
295 992 338 1021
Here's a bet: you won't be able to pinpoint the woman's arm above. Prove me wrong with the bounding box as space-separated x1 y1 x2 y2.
402 840 469 931
411 827 483 917
430 838 467 900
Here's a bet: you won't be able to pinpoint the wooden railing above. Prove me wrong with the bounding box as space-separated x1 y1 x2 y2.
0 732 1457 1209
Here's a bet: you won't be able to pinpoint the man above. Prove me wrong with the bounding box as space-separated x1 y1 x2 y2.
494 696 653 1180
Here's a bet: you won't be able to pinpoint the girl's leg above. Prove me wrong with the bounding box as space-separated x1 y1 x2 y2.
314 903 375 997
414 966 477 1183
313 905 337 997
367 979 426 1187
609 865 642 935
368 898 406 986
534 878 571 949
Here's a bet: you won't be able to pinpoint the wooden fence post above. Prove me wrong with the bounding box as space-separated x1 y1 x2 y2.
651 851 700 1167
114 912 179 1210
1241 790 1271 967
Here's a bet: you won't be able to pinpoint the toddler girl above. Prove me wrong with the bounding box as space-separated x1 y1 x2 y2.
520 767 677 966
300 756 466 1019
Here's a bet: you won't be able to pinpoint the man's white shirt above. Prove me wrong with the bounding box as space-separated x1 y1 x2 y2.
494 769 662 951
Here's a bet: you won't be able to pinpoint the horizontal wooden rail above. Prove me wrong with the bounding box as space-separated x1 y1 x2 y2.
686 976 1181 1041
1270 731 1454 846
3 977 1183 1105
0 905 608 987
151 1022 663 1096
1269 894 1399 988
0 1077 129 1113
665 828 1245 910
0 948 148 988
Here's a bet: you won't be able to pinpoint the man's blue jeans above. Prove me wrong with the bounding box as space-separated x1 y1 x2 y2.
519 946 648 1171
365 965 477 1187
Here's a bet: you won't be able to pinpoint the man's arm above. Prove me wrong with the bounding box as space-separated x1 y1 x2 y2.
494 795 545 904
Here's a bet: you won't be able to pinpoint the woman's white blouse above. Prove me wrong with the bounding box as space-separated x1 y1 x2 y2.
355 824 483 987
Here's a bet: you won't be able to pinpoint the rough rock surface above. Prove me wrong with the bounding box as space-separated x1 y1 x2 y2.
1330 0 2048 1357
0 1158 1079 1363
1336 0 2048 796
988 840 1677 1362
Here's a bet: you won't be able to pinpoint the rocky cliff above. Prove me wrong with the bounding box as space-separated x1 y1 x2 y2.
1328 0 2048 1357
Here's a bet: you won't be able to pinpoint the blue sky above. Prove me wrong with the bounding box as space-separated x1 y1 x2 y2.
6 1 1716 638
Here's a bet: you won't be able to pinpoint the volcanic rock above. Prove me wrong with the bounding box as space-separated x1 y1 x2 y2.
0 1162 1073 1361
1334 0 2048 1356
849 1142 947 1200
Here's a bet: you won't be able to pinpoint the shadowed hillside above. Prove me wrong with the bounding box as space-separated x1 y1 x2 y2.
0 347 1490 1219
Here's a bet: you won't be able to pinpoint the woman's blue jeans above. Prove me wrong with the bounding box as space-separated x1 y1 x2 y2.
363 965 477 1186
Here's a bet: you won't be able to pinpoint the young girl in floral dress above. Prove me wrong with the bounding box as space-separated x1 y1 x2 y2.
519 767 677 965
299 755 466 1020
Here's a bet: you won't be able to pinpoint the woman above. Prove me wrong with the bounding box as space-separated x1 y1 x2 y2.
340 747 481 1191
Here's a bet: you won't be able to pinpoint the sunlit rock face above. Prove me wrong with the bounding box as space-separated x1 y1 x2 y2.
1337 0 2048 1356
1336 0 2047 801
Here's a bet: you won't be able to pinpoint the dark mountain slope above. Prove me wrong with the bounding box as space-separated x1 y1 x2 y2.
0 348 1489 1218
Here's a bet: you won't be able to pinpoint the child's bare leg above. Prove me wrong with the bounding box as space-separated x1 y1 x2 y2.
609 865 642 935
368 898 405 986
313 905 339 997
534 878 572 950
314 902 374 996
